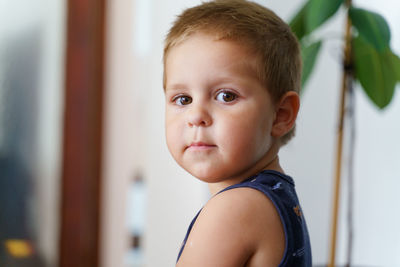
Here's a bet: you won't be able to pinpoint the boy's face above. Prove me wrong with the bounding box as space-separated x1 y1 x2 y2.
164 33 278 186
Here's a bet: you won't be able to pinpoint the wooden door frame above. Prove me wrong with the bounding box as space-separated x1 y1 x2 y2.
59 0 106 266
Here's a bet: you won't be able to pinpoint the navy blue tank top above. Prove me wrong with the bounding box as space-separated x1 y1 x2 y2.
177 170 312 266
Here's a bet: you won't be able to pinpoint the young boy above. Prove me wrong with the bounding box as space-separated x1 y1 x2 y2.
163 0 312 266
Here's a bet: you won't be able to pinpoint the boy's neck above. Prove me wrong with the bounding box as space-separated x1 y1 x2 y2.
208 153 284 196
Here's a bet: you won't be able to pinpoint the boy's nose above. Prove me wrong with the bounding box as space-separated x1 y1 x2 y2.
187 104 212 127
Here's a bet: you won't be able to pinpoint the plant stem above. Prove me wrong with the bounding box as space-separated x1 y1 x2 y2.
345 73 355 267
328 0 353 266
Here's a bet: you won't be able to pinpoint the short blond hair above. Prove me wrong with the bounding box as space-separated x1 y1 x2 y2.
163 0 301 144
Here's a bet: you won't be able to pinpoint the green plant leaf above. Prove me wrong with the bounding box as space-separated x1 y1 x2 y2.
353 36 397 109
349 7 391 52
306 0 344 33
289 2 309 40
301 40 322 89
389 52 400 81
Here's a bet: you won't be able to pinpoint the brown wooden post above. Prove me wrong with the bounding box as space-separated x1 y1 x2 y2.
59 0 106 266
328 0 353 266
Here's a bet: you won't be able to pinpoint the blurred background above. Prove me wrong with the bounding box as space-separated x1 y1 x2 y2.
0 0 399 267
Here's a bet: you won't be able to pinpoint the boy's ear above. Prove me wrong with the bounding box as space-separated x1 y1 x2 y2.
271 91 300 138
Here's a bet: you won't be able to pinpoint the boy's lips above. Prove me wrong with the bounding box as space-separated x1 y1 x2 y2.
187 142 216 150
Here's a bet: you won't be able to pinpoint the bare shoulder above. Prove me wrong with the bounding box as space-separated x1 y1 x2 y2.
177 187 285 267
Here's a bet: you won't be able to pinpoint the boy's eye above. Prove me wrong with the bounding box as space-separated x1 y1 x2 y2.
173 95 192 105
216 91 237 103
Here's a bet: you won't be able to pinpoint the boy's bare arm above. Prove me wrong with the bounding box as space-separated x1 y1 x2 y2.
176 188 285 267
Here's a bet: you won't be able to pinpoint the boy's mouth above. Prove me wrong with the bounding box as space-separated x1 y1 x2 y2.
187 142 216 150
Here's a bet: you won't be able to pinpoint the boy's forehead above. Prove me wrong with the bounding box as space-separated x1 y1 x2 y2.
164 35 265 94
166 32 259 73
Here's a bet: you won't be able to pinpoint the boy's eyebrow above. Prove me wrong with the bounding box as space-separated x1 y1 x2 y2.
165 83 187 91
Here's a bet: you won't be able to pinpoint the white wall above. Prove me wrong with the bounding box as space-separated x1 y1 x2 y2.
102 0 400 266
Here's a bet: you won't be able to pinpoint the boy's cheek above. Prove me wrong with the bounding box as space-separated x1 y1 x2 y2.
165 126 183 153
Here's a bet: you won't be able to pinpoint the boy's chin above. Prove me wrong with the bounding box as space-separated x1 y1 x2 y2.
187 168 241 185
186 168 225 184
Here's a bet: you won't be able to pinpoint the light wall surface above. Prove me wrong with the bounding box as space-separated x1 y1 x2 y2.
101 0 400 266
